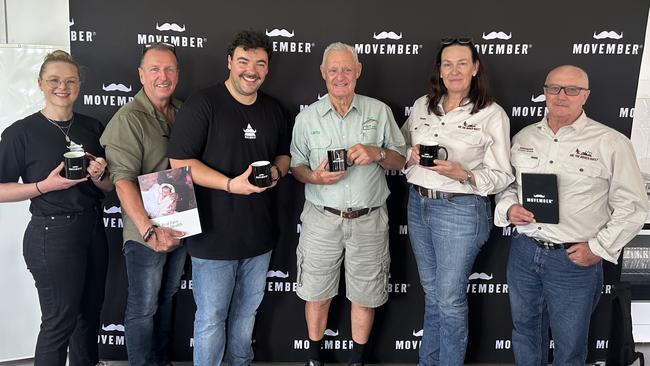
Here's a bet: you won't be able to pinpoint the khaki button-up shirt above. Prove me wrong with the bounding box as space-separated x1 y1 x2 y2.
494 113 648 263
401 95 514 195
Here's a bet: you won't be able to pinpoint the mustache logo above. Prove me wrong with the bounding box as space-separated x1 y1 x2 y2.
593 31 623 40
482 31 512 40
103 206 122 214
373 31 403 40
266 270 289 278
324 329 339 337
468 272 493 280
69 18 74 27
156 22 186 32
101 323 125 332
102 83 132 92
531 94 546 102
413 329 423 337
265 28 295 38
317 93 328 100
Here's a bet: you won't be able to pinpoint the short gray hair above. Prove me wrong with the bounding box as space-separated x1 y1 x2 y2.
321 42 359 67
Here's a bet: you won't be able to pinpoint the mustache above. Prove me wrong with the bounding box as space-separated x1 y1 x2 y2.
266 270 289 278
241 73 261 81
468 272 493 280
324 329 339 337
373 31 403 40
101 324 125 332
103 206 122 214
482 31 512 40
69 18 74 27
593 31 623 40
156 22 186 32
317 93 327 100
265 28 295 38
413 329 423 337
102 83 132 92
531 94 546 102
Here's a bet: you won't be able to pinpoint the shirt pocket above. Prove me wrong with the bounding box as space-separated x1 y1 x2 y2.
511 153 540 174
448 130 485 160
361 119 384 147
308 134 333 167
560 160 607 199
406 118 434 145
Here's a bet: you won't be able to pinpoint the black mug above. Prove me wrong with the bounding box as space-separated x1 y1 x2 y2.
63 151 88 179
327 148 353 172
419 143 448 167
250 161 272 188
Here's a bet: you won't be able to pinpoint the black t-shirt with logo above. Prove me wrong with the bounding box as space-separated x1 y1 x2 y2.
0 112 105 216
167 83 291 260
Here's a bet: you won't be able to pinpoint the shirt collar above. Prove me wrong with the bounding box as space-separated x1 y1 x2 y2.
538 111 589 134
436 95 473 114
318 93 360 118
132 88 181 121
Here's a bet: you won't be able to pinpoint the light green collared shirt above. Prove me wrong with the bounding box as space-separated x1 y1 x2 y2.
290 94 406 208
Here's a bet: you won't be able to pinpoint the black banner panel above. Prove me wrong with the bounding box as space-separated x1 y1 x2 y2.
69 0 650 363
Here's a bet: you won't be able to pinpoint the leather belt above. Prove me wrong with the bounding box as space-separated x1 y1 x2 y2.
323 206 380 219
533 238 577 250
413 184 474 200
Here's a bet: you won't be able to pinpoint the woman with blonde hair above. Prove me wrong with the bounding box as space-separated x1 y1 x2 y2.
0 50 113 365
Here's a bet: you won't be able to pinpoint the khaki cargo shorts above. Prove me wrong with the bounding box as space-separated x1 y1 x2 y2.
296 201 390 308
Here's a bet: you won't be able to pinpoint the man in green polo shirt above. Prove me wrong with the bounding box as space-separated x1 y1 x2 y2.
100 42 185 366
290 42 407 366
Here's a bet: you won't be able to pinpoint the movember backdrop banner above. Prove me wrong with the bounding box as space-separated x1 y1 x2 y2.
68 0 649 363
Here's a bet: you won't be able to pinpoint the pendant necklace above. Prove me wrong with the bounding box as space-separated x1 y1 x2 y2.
41 111 75 143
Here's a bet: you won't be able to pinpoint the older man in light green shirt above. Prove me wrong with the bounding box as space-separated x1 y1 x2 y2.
290 42 406 366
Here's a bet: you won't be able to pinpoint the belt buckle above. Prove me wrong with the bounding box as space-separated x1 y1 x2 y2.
418 186 435 199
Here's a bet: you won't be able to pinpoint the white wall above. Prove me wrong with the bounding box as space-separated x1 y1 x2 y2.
0 0 69 361
4 0 68 45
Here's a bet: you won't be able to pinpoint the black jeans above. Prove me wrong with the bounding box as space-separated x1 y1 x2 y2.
23 209 108 366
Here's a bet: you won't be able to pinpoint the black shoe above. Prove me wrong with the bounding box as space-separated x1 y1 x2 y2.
348 363 364 366
305 359 323 366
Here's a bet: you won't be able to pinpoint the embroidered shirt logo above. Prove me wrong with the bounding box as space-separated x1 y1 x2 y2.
458 121 480 130
570 148 598 161
243 124 257 139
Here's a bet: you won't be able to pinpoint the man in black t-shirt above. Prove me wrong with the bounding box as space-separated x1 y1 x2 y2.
168 30 291 366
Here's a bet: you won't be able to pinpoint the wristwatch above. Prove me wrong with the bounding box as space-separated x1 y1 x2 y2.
459 169 473 184
378 148 386 162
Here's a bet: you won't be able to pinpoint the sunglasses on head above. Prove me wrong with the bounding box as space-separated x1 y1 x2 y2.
441 37 473 45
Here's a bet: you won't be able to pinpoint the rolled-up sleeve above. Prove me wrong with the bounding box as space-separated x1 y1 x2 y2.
100 113 144 184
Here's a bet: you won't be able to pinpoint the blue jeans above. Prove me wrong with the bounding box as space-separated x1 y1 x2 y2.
23 210 108 366
123 241 187 366
407 187 491 366
191 251 272 366
507 232 602 366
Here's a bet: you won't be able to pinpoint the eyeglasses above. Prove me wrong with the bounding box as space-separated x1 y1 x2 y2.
441 37 473 45
543 84 589 96
143 42 176 55
43 78 80 89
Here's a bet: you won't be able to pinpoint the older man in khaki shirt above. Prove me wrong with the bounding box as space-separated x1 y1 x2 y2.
494 65 648 365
